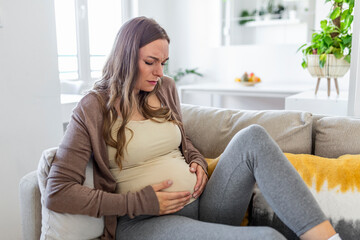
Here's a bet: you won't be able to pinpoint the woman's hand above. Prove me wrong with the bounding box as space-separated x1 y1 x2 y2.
189 162 208 199
151 180 191 215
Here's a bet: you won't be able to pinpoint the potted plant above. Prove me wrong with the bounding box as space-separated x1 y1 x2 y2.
164 63 203 83
298 0 354 96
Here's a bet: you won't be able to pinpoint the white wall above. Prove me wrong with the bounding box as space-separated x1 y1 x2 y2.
138 0 221 82
0 0 63 238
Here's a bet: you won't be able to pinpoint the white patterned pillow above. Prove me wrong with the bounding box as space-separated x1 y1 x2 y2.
37 147 104 240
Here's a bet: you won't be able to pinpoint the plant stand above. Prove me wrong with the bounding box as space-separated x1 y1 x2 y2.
307 55 350 97
315 77 340 96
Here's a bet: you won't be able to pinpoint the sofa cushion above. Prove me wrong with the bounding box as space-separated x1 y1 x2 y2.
37 148 103 240
251 153 360 240
181 104 313 158
315 116 360 158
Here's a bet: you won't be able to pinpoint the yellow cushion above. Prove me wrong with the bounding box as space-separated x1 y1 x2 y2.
284 153 360 193
205 156 221 178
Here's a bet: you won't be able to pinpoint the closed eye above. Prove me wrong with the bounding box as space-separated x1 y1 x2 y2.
145 61 153 65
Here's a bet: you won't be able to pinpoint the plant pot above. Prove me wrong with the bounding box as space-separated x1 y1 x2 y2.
306 54 350 78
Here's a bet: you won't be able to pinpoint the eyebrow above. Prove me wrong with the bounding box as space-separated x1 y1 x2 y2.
147 56 169 62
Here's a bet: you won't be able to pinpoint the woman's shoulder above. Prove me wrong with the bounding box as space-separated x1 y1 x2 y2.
160 76 176 89
159 76 177 98
75 91 107 117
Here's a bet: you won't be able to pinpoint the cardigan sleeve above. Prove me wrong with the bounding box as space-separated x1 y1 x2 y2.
161 77 208 175
44 93 159 218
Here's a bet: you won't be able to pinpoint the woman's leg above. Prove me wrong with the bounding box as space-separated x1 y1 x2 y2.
117 200 286 240
116 215 286 240
199 124 329 237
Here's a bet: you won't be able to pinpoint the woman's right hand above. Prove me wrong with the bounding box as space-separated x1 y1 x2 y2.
151 180 191 215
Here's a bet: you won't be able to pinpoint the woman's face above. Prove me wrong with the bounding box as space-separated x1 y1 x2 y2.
134 39 169 94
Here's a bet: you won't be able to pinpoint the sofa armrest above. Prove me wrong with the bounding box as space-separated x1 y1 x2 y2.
19 170 41 240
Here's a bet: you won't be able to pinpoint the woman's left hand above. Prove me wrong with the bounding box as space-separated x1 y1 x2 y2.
189 162 208 199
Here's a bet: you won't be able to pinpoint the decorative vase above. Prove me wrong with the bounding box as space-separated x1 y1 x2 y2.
306 54 350 96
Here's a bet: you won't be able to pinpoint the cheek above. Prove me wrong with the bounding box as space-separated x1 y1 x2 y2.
138 63 151 78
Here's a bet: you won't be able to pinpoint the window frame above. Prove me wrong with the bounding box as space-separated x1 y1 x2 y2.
74 0 91 83
348 1 360 117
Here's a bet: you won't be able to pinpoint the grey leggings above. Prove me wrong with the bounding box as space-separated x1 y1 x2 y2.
116 125 327 240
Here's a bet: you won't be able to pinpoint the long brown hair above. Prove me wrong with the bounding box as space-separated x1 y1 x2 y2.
91 17 176 169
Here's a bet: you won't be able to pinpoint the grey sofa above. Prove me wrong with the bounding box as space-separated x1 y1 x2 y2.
20 104 360 239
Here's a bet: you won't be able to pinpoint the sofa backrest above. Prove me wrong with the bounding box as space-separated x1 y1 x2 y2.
181 104 313 158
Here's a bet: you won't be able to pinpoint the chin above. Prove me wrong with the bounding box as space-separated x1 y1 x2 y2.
141 87 156 93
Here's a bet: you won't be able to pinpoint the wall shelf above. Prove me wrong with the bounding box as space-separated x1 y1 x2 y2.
221 0 314 45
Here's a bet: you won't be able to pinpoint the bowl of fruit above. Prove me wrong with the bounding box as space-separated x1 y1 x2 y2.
235 72 261 86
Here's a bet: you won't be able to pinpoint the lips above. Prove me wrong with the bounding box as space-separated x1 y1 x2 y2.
147 80 158 85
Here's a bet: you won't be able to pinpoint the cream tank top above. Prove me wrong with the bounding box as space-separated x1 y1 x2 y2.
107 118 197 204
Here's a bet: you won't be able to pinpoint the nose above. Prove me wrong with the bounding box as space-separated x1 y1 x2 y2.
153 63 164 78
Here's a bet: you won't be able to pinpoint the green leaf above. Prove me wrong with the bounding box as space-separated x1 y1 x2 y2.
330 7 341 20
301 59 308 69
319 60 325 68
342 35 352 45
312 33 322 43
334 0 343 3
340 21 346 32
339 42 345 51
344 15 354 29
349 0 355 8
344 54 351 63
319 53 327 66
333 49 343 58
324 36 333 46
320 20 328 30
328 46 335 54
320 54 327 60
341 9 349 20
325 0 332 2
296 43 308 52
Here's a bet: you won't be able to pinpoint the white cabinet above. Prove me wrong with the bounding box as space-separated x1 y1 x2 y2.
285 91 348 116
178 83 312 110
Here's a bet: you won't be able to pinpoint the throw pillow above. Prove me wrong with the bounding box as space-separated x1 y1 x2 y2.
252 153 360 240
37 147 104 240
315 116 360 158
205 156 220 178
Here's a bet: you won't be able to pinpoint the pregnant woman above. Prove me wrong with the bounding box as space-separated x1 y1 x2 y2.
45 16 341 240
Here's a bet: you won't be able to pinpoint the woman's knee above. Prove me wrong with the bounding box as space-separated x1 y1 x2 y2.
244 124 267 135
233 124 269 145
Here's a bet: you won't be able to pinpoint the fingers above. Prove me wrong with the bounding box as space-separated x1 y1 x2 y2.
152 180 191 215
162 193 190 209
156 191 191 215
151 179 173 192
192 165 208 199
189 162 198 173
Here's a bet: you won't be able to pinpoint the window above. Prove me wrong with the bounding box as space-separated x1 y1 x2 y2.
54 0 123 82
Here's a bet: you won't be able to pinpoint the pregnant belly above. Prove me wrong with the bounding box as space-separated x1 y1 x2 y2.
113 153 197 204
